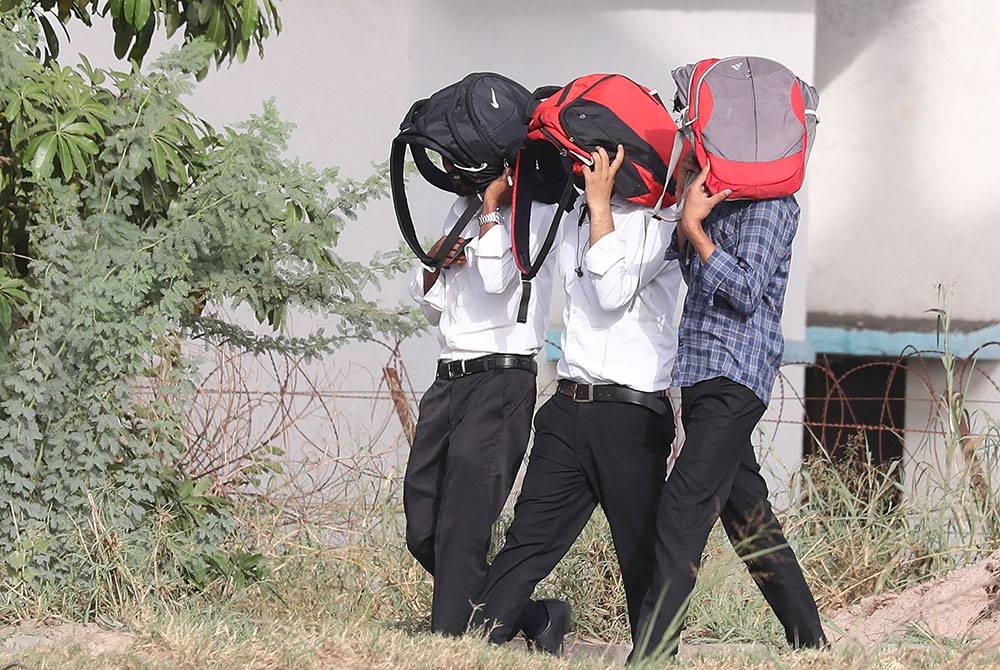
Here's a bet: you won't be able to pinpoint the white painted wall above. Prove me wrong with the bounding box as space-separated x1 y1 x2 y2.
811 0 1000 505
810 0 1000 324
61 1 818 497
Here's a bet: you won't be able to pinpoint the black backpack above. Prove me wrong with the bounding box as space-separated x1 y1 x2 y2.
390 73 533 268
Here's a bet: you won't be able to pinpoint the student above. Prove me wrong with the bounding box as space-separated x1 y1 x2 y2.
472 146 681 655
634 160 827 659
404 165 557 637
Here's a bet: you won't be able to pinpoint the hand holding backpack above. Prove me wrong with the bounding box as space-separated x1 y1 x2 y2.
509 73 690 321
390 73 532 268
671 56 819 200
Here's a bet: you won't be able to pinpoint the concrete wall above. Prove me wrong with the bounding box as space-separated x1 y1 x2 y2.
810 0 1000 325
807 1 1000 504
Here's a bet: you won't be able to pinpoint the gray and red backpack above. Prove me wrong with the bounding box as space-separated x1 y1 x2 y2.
671 56 820 199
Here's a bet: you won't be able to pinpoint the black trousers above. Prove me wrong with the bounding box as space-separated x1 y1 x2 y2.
634 377 826 659
475 392 676 646
403 366 537 636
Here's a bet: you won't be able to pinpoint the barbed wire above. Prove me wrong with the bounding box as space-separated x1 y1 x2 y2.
185 387 1000 406
152 340 998 504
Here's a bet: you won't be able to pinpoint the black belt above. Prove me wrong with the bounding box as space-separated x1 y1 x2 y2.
436 354 537 381
556 379 670 415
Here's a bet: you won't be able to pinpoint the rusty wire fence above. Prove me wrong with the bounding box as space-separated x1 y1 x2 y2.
176 337 1000 513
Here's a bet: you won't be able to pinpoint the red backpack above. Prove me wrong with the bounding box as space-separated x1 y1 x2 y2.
671 57 819 200
510 74 689 321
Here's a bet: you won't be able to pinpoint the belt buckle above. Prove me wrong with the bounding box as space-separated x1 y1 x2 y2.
574 383 593 402
449 359 466 379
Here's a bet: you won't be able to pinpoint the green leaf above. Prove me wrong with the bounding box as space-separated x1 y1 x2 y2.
112 17 135 60
57 137 74 179
192 476 212 497
124 0 136 23
129 16 155 63
39 15 60 60
236 36 249 63
151 141 168 180
0 282 28 304
67 137 88 175
0 300 11 332
31 134 57 177
196 0 213 23
163 143 185 176
165 5 183 37
240 0 258 40
72 134 99 155
61 121 97 136
174 119 204 148
133 0 151 31
6 551 26 571
206 6 225 46
80 101 111 123
5 96 22 121
24 134 44 161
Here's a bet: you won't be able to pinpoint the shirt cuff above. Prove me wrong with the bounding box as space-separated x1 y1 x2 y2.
695 247 739 298
408 267 445 312
407 268 425 302
475 224 509 259
584 230 627 276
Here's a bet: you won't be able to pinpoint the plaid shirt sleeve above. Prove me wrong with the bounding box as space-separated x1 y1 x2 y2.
691 201 795 316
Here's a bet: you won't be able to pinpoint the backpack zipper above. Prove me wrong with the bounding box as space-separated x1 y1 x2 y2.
446 99 486 172
747 58 758 161
555 75 587 106
540 125 592 165
573 73 618 101
556 74 634 166
689 59 726 125
685 60 722 125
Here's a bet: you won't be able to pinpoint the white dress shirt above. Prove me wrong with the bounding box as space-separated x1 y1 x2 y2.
555 197 682 392
408 196 557 361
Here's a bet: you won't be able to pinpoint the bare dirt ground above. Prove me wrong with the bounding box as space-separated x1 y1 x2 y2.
831 549 1000 646
0 620 135 657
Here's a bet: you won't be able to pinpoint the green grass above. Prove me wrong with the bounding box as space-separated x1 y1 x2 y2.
6 600 1000 670
4 455 999 670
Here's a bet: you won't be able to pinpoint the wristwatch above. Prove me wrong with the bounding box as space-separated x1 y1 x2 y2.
478 209 502 226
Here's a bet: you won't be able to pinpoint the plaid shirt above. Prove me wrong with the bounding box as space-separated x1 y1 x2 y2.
665 197 799 405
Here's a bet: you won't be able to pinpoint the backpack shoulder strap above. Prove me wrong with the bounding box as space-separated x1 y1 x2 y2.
411 144 456 192
391 139 482 267
511 141 576 323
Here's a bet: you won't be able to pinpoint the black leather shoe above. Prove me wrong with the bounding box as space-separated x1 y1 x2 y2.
526 599 571 656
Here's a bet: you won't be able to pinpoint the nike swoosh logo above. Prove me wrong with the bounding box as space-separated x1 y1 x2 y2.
490 88 499 109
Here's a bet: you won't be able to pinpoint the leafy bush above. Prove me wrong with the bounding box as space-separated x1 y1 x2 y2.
0 15 419 616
